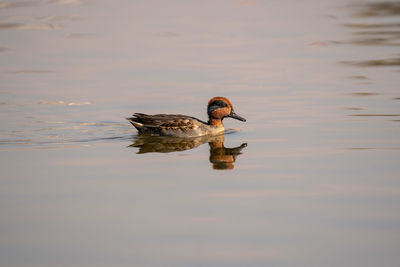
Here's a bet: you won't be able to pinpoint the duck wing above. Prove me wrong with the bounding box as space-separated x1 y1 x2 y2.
127 113 205 136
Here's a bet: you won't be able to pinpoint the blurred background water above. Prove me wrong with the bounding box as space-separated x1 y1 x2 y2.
0 0 399 266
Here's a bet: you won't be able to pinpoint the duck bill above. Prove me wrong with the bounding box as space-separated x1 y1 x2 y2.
228 111 246 122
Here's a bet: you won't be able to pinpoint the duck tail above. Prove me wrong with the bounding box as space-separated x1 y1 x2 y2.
126 116 144 132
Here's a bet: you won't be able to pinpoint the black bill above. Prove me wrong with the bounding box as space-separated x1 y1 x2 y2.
228 111 246 122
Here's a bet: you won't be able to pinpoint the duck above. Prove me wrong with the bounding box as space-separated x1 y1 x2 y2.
126 96 246 137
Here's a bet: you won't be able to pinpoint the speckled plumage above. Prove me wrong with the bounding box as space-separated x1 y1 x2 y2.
126 97 246 137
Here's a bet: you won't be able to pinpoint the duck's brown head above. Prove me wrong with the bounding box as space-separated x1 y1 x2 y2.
207 96 246 126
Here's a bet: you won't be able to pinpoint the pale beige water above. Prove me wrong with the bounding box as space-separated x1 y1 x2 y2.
1 0 400 266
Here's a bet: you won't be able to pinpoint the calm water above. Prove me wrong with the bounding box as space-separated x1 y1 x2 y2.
1 0 400 266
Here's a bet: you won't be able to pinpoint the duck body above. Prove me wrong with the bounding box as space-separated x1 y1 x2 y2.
127 97 246 137
127 113 224 137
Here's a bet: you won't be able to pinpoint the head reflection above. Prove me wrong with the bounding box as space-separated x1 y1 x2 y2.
129 134 247 170
208 137 247 170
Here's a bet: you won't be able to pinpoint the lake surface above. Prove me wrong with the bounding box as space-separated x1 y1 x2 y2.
1 0 399 266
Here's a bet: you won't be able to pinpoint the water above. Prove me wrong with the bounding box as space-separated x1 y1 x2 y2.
1 0 399 266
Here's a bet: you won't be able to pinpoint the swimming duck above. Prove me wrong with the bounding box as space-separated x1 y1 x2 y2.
126 96 246 137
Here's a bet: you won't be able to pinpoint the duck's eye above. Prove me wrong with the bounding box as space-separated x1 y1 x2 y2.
209 100 228 108
208 100 228 115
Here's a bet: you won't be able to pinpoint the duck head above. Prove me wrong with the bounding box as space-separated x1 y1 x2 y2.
207 96 246 126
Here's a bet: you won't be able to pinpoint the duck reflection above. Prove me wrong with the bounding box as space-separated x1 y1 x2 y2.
129 134 247 170
208 137 247 170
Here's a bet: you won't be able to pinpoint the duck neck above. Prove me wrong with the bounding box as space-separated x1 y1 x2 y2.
208 117 223 126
